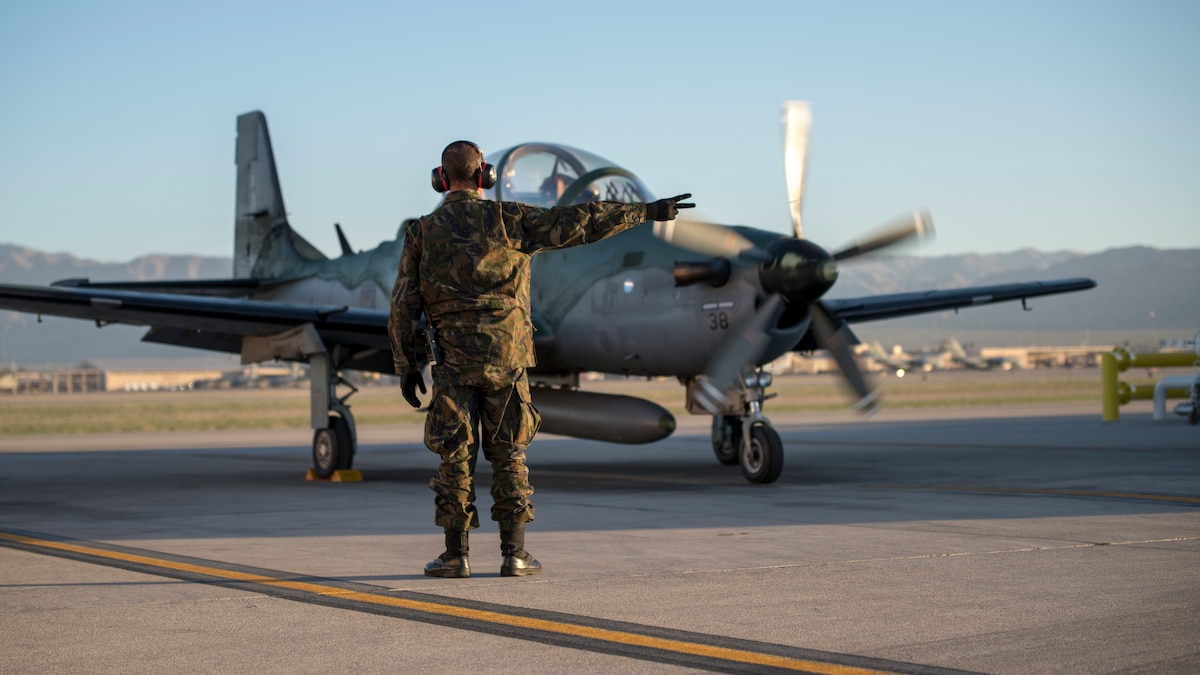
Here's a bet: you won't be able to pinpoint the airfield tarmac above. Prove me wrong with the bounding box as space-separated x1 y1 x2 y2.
1 384 1198 674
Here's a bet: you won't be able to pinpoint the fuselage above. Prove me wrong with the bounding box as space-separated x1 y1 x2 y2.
245 141 808 378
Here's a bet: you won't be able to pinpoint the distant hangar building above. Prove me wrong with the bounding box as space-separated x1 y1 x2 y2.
85 356 245 391
1 356 243 394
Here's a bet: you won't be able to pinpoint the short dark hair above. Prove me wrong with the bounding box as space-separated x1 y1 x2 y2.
441 140 483 184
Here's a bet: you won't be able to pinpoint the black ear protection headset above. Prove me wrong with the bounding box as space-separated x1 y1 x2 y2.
431 141 497 193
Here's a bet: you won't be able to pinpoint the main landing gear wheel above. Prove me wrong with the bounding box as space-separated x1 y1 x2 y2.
741 424 784 484
312 415 354 479
712 415 741 465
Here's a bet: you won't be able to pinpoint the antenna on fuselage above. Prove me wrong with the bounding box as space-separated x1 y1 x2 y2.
334 223 354 256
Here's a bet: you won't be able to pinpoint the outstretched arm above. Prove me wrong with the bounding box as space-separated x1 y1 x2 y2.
388 225 424 376
508 194 693 253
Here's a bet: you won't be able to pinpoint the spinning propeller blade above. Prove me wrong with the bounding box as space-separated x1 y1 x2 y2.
783 101 811 240
692 295 784 415
653 218 771 263
810 302 880 414
832 209 934 261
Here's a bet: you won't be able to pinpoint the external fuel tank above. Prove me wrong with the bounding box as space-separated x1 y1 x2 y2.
529 387 676 445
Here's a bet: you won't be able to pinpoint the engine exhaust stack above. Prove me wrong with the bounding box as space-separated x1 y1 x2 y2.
673 259 731 287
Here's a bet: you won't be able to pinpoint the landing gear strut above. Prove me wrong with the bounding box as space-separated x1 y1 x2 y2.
699 369 785 484
309 350 358 478
711 416 741 466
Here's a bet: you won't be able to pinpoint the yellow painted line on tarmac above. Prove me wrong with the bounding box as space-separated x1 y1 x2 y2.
866 485 1200 505
0 530 899 675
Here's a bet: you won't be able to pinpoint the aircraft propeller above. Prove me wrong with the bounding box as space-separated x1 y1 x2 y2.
783 100 811 240
655 101 933 415
829 209 933 261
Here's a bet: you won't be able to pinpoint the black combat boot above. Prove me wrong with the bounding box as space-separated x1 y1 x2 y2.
499 522 541 577
424 530 470 578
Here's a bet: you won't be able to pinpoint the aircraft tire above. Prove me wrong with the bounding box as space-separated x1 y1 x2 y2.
711 416 741 465
312 416 354 478
741 424 783 484
331 415 355 470
1189 404 1199 426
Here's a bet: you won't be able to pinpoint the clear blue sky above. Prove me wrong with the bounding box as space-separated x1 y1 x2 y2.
2 1 1197 263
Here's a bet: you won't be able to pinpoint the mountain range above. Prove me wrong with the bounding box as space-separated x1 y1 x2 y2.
1 243 1197 365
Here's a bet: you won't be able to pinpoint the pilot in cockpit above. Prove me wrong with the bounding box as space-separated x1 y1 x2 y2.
538 173 600 207
537 173 571 207
572 183 601 204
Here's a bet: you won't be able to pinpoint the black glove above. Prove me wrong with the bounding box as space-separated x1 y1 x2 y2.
645 193 695 222
401 372 426 408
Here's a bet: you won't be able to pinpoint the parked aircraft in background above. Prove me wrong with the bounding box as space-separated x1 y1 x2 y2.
862 340 952 377
942 338 1019 371
0 103 1096 484
863 341 916 377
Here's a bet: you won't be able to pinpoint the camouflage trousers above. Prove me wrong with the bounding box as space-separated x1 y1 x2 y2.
425 370 541 532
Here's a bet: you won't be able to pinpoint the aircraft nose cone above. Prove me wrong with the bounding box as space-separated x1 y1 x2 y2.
818 258 840 283
760 238 838 303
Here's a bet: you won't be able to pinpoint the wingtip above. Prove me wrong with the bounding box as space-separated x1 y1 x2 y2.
913 209 935 238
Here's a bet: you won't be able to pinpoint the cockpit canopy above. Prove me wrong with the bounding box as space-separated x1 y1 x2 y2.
484 143 654 208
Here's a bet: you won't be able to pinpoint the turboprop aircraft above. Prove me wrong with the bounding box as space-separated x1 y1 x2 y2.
0 104 1096 483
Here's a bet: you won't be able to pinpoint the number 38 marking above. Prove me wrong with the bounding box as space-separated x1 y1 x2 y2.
708 312 729 330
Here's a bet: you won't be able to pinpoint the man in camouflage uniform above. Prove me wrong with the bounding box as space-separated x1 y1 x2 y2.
389 140 693 578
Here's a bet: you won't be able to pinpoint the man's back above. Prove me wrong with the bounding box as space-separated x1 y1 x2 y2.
410 194 537 377
415 194 534 318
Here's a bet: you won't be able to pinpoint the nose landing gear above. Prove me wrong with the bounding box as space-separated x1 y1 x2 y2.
699 370 784 484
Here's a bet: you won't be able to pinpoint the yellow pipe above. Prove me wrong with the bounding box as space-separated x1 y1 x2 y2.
1102 348 1198 422
1122 384 1189 401
1110 347 1199 371
1101 352 1120 421
1117 381 1133 404
1126 352 1199 369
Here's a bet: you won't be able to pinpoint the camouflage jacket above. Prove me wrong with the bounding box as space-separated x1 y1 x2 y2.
389 190 648 385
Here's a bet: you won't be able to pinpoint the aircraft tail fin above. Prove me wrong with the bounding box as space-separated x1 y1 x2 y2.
866 341 887 359
234 111 326 279
943 338 967 359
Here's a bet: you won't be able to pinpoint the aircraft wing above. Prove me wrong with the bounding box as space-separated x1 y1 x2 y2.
49 277 296 298
823 277 1097 324
0 283 393 372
